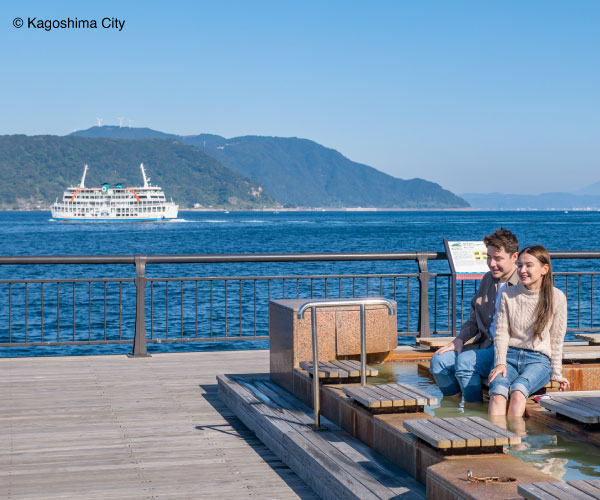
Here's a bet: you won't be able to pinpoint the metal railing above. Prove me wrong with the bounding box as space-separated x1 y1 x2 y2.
0 251 599 355
297 298 396 429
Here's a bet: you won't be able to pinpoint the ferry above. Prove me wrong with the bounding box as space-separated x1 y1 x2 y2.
51 164 178 222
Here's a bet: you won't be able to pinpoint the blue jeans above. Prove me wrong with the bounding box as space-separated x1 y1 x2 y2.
429 346 494 402
489 347 551 398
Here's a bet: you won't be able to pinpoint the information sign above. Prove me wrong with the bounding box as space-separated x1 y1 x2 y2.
444 240 488 280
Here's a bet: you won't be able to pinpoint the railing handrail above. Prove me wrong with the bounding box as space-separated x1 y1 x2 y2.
297 298 395 429
297 297 396 319
1 250 599 266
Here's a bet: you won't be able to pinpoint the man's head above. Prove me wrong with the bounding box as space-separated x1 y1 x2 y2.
483 228 519 282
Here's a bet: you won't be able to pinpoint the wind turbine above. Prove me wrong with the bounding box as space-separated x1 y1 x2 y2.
96 118 103 127
118 117 124 128
128 119 134 128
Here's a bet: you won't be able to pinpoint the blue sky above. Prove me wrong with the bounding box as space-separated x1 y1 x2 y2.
2 1 599 194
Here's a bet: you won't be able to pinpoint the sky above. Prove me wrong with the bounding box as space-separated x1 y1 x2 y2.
1 1 599 195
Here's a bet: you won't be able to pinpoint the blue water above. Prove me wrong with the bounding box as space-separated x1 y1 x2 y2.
1 210 599 357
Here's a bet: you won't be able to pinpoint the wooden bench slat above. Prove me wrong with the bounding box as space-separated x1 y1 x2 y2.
539 399 600 424
575 333 600 345
299 361 337 378
342 386 382 408
366 384 405 407
329 360 360 377
382 384 418 405
543 481 598 500
459 417 508 446
386 383 430 406
518 483 564 500
321 361 349 378
519 480 600 500
422 419 467 448
569 480 600 499
434 418 480 447
394 383 438 404
465 416 521 445
450 417 497 446
337 359 378 376
299 360 378 379
403 419 454 449
548 395 600 412
359 385 395 408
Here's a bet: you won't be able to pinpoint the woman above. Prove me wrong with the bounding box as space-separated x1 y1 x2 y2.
488 245 570 417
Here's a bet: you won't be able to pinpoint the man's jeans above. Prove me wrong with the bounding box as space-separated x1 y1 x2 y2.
429 346 495 402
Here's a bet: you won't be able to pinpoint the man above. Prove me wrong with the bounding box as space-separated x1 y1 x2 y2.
429 228 520 402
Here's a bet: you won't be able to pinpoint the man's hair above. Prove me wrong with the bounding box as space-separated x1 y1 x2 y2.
483 228 519 255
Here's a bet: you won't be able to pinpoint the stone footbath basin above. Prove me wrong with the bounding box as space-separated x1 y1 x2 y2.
370 360 600 482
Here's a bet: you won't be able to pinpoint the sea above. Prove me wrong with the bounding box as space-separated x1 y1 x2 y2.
1 210 599 357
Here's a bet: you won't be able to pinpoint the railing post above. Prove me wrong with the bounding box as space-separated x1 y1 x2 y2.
360 304 367 386
309 305 322 429
416 251 431 338
129 255 150 358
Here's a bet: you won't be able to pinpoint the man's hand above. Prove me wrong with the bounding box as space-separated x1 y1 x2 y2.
488 364 506 384
436 338 464 355
555 377 571 391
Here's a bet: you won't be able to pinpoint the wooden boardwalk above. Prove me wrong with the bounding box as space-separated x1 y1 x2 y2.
540 391 600 424
1 351 319 500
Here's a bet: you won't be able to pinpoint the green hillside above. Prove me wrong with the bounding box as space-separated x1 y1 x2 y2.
188 135 468 208
72 127 469 208
0 135 275 209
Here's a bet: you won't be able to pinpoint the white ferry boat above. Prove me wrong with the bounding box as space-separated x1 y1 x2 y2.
51 164 178 221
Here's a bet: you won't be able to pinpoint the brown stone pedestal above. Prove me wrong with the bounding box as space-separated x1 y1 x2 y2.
269 298 397 394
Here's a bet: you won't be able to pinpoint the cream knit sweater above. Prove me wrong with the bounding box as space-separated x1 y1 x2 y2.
493 282 567 380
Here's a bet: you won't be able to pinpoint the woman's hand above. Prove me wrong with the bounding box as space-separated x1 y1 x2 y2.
555 377 570 391
488 364 506 384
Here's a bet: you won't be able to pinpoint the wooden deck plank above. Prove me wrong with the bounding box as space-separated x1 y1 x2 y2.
1 351 319 500
410 414 517 450
569 480 600 498
575 334 600 345
436 418 481 447
299 359 377 378
416 337 453 349
403 419 452 449
456 417 507 446
403 419 464 449
393 383 437 405
341 386 382 408
329 360 360 377
380 384 417 405
299 360 339 378
465 416 521 445
539 401 599 423
369 384 406 407
518 483 567 499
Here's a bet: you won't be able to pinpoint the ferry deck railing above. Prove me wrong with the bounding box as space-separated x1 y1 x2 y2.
0 251 599 356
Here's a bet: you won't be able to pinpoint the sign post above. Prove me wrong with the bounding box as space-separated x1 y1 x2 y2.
443 239 488 336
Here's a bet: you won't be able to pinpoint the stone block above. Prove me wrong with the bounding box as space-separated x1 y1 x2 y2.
269 298 397 390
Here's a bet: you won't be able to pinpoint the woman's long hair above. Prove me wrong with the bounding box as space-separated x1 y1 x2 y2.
519 245 553 340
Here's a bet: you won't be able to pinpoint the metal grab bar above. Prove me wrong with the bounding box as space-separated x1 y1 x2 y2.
297 298 396 429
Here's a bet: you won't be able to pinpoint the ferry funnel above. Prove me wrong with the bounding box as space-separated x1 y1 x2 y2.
80 164 88 188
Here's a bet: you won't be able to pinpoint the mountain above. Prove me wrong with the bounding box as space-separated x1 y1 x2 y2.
575 181 600 196
462 192 600 210
70 127 469 208
0 135 275 209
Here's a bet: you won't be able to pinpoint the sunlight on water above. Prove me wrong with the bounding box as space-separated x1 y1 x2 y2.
371 361 600 481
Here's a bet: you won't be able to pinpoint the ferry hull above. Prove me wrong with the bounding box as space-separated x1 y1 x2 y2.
50 217 174 222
